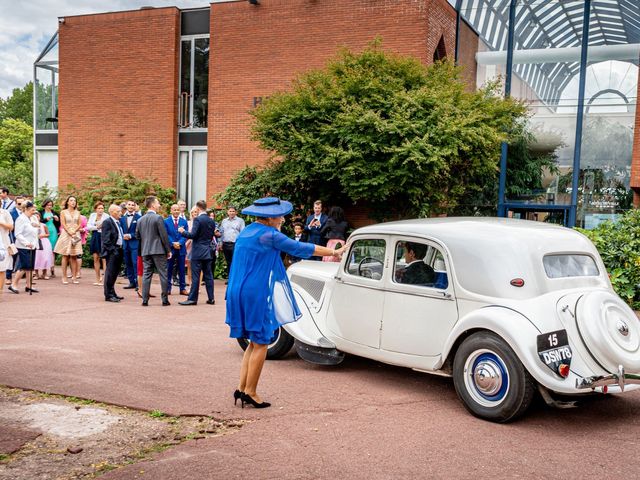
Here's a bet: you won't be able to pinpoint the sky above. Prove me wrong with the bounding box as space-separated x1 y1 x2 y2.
0 0 209 99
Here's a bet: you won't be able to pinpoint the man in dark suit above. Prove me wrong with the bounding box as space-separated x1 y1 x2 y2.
120 200 141 290
164 204 188 296
178 200 216 306
304 200 328 261
101 204 125 302
401 242 435 285
135 196 172 306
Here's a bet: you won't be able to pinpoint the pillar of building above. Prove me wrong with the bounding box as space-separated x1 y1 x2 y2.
631 53 640 207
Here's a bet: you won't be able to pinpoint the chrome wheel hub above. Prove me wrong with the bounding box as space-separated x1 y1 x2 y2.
474 362 503 396
463 349 510 407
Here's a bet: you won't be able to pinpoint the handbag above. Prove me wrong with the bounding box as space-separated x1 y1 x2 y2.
6 243 18 256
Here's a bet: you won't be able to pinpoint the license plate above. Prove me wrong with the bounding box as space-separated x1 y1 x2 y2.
537 329 572 372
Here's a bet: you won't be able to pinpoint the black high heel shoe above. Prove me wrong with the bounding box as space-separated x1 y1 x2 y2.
233 389 243 406
240 393 271 409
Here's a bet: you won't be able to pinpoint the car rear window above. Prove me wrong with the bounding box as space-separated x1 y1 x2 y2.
543 254 599 279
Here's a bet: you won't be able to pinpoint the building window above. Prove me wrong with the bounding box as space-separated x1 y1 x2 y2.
177 149 207 208
433 35 447 62
179 36 209 129
34 32 59 131
35 149 59 192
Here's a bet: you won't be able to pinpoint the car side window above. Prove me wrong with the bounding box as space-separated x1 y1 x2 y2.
345 239 386 280
393 241 448 289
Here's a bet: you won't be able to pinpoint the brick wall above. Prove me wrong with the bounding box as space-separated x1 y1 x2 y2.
208 0 458 205
457 19 479 90
58 7 180 193
631 60 640 207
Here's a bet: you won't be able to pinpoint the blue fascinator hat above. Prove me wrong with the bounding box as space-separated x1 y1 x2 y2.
241 197 293 218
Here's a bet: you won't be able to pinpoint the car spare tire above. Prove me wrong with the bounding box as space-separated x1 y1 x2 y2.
575 291 640 373
236 327 295 360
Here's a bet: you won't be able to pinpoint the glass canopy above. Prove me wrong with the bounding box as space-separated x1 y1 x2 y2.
450 0 639 227
34 31 59 131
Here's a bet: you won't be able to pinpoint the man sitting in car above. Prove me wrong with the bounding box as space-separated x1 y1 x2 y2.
400 242 435 285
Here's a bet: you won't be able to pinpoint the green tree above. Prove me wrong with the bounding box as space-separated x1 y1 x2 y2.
0 118 33 194
218 43 527 219
60 171 176 216
577 209 640 309
0 82 33 125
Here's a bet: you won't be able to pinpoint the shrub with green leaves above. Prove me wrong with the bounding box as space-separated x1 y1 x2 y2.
59 171 176 216
577 210 640 309
218 41 528 220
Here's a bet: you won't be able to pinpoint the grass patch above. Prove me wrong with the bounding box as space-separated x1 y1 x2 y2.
0 453 10 462
148 410 167 418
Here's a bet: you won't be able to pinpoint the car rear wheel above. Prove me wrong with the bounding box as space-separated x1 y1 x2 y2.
453 331 535 423
236 327 295 360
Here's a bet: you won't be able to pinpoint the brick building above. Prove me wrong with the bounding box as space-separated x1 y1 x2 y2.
34 0 640 228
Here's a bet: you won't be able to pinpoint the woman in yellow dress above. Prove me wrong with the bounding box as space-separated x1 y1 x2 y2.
54 196 83 284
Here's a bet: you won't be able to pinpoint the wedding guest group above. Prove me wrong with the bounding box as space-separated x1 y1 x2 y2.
0 189 345 312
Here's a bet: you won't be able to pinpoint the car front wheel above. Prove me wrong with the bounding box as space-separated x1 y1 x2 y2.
236 327 295 360
453 331 535 423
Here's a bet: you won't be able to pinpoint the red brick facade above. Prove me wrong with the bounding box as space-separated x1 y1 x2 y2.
208 0 458 197
56 0 476 220
58 7 180 191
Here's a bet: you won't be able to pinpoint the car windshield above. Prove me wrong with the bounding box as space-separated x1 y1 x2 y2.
543 254 599 279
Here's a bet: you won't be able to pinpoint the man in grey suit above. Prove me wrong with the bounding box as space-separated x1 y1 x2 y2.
135 196 172 306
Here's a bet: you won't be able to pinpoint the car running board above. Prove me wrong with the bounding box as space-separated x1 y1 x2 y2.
295 340 345 365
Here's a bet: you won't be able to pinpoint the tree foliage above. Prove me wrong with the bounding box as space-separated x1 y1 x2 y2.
0 117 33 194
218 43 528 219
0 82 33 125
60 171 176 216
577 210 640 309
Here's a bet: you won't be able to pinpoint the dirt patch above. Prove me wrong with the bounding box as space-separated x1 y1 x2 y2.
0 387 244 479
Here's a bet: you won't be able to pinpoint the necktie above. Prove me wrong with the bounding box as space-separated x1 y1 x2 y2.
127 214 133 228
174 219 178 229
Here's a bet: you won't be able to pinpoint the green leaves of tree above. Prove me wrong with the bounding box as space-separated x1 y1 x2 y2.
0 118 33 194
578 210 640 309
219 43 528 219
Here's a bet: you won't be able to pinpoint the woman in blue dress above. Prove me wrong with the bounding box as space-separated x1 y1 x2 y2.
226 197 348 408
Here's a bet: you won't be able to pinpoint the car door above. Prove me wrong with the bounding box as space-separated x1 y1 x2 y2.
326 236 388 349
380 237 458 357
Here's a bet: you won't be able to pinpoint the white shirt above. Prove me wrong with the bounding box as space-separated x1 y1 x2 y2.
1 198 15 212
110 215 124 246
125 211 136 228
14 213 39 249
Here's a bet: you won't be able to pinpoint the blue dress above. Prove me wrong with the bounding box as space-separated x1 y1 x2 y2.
226 222 316 344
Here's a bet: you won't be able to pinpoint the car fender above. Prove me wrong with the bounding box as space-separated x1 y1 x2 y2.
282 288 336 349
439 306 588 394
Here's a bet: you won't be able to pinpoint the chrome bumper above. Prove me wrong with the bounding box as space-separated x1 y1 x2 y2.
576 365 640 392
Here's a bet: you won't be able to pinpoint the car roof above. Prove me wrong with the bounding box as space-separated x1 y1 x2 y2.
354 217 593 249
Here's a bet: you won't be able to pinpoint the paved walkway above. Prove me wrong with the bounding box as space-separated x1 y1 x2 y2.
1 271 639 479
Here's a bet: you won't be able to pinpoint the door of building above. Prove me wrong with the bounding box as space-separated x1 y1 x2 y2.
177 149 207 208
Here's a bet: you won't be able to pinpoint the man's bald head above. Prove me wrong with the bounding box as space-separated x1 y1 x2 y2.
109 204 122 219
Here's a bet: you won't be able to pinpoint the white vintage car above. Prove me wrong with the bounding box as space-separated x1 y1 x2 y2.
237 218 640 422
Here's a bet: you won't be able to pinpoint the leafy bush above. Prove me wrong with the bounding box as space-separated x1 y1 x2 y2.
577 210 640 309
218 42 527 220
59 171 176 216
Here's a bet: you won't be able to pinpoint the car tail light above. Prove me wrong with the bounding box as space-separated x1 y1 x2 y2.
558 363 570 378
510 278 525 287
603 385 608 394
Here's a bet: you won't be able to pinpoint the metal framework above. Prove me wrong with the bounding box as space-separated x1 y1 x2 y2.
451 0 640 226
